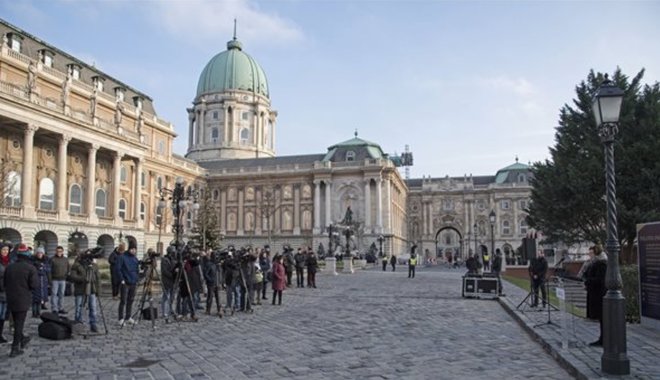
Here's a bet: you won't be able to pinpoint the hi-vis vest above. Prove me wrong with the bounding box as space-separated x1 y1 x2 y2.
484 255 490 262
409 257 417 266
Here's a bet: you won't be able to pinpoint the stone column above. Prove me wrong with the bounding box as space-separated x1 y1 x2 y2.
21 125 38 217
57 134 71 220
237 188 244 235
134 158 142 224
293 185 300 235
364 179 371 231
427 202 433 235
198 104 206 145
113 151 124 222
385 178 392 232
187 110 195 149
87 144 99 223
324 180 332 228
313 180 321 231
376 178 383 231
223 106 229 145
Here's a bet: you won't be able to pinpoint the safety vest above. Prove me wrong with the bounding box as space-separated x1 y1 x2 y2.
484 255 490 262
409 257 417 266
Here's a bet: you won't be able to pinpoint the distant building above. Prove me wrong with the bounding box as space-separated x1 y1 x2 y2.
0 18 532 259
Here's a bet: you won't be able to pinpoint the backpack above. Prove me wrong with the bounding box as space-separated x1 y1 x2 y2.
255 270 264 284
38 312 73 340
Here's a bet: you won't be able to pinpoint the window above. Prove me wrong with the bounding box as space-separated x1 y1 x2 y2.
242 112 249 121
39 178 55 210
519 219 528 235
95 189 107 217
9 34 22 53
92 77 104 92
4 171 21 207
186 211 193 229
157 177 163 190
69 184 82 213
140 202 146 221
133 96 143 109
240 128 249 145
518 173 526 183
213 189 219 200
346 150 355 161
519 199 528 210
502 220 511 235
212 111 219 120
155 205 163 226
442 199 454 211
41 51 54 68
115 88 125 102
211 128 219 142
120 166 127 183
158 141 165 155
500 200 510 210
118 199 127 220
141 172 146 188
67 64 81 80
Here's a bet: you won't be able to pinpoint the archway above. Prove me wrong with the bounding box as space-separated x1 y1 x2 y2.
97 234 115 256
68 230 88 256
125 235 138 250
434 226 463 261
0 228 22 245
479 244 488 254
34 230 58 257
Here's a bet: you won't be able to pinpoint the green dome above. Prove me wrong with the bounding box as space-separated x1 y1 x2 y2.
196 38 269 98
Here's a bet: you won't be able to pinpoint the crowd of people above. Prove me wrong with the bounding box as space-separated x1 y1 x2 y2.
0 241 322 358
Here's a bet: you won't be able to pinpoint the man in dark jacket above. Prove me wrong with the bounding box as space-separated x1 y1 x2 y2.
492 249 504 296
117 246 139 325
49 245 70 314
283 250 294 286
306 251 318 288
160 247 175 323
585 245 607 346
294 248 306 288
202 252 222 316
529 250 548 308
108 243 125 299
4 244 38 357
68 251 101 332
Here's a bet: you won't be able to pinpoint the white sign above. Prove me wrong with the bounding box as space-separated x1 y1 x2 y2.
555 287 565 300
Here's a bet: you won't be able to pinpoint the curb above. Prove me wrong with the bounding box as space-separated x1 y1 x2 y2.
498 296 589 380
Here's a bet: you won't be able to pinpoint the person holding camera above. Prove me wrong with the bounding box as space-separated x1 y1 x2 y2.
4 244 38 357
117 246 139 325
69 251 101 332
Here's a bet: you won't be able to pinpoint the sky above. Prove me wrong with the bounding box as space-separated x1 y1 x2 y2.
2 0 659 179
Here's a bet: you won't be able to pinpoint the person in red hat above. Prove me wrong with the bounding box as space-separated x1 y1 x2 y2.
3 243 38 357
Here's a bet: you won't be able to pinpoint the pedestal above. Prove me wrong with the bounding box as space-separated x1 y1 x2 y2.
324 257 338 276
343 257 354 274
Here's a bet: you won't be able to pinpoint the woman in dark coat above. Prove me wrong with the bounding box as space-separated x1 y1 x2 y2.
32 247 51 317
584 245 607 346
4 245 39 357
271 255 286 305
306 251 318 288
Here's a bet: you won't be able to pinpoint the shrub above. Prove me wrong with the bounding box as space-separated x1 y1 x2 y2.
621 265 640 323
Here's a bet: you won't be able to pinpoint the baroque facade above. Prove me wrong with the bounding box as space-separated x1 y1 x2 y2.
0 19 532 260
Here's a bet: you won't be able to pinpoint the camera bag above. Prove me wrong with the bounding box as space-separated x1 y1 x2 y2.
141 307 158 320
38 312 73 340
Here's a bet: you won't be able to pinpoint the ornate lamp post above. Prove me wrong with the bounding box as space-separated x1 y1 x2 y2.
158 177 199 249
592 78 629 375
489 210 496 258
473 223 478 257
377 234 384 257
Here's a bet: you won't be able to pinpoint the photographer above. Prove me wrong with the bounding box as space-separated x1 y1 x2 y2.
222 251 239 314
69 250 101 332
294 248 306 288
202 251 222 316
160 246 176 323
108 243 126 299
49 246 70 314
283 249 294 286
117 246 139 325
259 250 271 301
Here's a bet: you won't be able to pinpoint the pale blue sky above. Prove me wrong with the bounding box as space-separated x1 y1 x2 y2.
2 0 659 178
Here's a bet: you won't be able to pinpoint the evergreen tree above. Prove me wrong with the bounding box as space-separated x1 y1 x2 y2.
190 191 221 250
528 68 660 260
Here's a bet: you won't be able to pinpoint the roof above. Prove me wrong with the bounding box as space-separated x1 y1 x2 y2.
495 160 531 184
197 154 324 170
323 135 386 162
405 175 495 188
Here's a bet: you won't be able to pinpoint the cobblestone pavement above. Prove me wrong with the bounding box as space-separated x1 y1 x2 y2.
1 267 572 380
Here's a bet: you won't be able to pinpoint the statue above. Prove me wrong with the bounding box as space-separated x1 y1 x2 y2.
341 206 353 225
27 61 37 94
61 71 72 108
136 112 144 135
2 34 8 49
90 88 98 118
114 101 124 126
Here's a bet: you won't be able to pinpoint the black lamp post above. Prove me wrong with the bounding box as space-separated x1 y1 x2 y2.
473 223 478 257
377 234 384 257
158 177 199 249
592 78 629 375
489 210 496 258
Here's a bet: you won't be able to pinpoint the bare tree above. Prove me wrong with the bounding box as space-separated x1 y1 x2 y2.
258 185 282 247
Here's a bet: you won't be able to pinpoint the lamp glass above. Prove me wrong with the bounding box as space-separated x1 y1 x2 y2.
489 211 496 223
592 81 624 125
175 177 184 185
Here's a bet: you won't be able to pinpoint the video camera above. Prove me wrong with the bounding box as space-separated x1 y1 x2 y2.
79 246 104 266
139 249 161 270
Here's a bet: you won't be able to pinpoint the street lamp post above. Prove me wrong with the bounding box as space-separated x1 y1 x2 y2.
592 78 629 375
377 234 384 257
473 223 478 258
158 177 199 249
489 210 496 259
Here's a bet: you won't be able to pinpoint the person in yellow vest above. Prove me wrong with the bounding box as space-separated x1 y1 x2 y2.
408 244 418 278
382 255 388 271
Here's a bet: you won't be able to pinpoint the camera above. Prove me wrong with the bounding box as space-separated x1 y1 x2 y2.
79 246 104 266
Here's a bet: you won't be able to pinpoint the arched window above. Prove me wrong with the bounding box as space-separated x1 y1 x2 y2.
519 219 528 236
95 189 107 217
157 176 163 190
39 178 55 210
118 199 127 220
69 184 82 213
502 220 511 235
213 189 219 200
140 202 146 221
518 173 526 183
346 151 355 162
240 128 249 145
211 128 219 142
155 205 163 226
4 171 21 207
120 166 127 183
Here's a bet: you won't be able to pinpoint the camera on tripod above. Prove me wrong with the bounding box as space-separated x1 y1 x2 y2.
139 249 161 271
79 247 104 266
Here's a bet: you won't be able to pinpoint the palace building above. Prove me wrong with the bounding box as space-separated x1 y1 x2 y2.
0 18 532 261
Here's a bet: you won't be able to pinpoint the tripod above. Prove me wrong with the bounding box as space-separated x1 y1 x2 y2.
171 249 197 322
80 264 108 337
533 276 560 328
128 259 160 330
